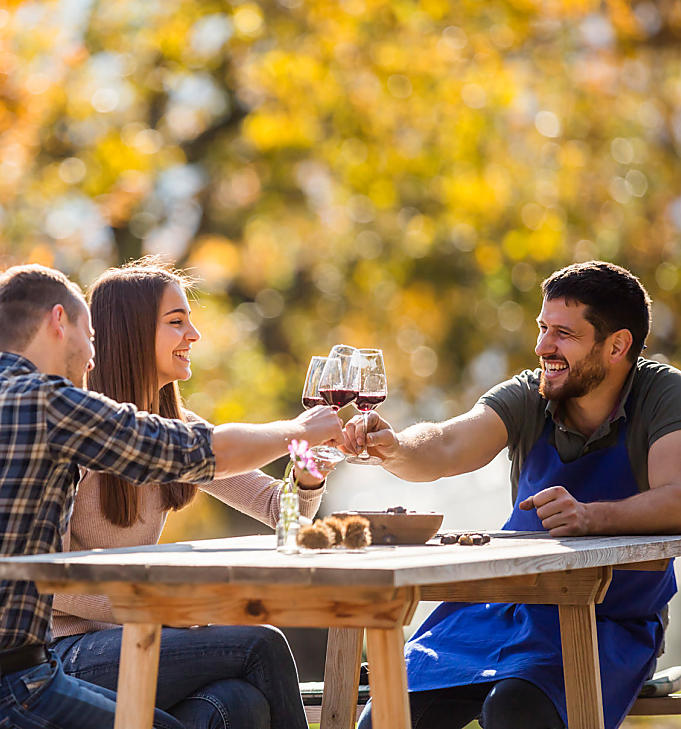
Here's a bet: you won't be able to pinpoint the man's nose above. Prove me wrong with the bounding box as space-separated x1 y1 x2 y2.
535 332 554 357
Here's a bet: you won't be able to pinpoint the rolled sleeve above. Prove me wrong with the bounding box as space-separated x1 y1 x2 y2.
477 370 541 449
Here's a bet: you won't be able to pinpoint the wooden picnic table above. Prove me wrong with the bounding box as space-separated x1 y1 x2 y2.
1 532 681 729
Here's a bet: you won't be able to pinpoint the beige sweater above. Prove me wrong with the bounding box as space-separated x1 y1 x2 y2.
51 468 324 639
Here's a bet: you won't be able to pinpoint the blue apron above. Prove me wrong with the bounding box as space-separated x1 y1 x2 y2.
405 417 676 728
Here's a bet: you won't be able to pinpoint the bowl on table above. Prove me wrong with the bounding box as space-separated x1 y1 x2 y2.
331 509 444 545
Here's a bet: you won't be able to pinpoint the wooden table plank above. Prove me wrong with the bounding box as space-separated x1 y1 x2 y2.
420 566 612 604
37 582 419 630
5 534 681 588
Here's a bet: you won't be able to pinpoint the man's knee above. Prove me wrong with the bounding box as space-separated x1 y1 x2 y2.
480 679 564 729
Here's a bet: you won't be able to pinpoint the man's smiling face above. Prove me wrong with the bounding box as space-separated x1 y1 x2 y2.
535 297 608 402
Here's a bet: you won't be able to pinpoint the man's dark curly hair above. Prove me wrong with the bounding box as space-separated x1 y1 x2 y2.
541 260 650 363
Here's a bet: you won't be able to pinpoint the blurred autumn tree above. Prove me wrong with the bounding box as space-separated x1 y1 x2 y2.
2 0 681 535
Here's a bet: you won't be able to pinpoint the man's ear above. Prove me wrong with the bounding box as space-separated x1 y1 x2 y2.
608 328 633 363
46 304 67 340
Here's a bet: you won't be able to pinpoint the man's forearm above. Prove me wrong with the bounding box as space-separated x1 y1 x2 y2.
586 483 681 535
382 423 451 481
212 421 302 477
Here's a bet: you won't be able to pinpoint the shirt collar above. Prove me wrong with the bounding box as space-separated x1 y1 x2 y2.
0 351 40 374
544 360 637 424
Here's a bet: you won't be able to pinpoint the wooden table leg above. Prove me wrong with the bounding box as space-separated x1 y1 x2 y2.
321 627 364 729
114 623 162 729
558 604 604 729
366 627 410 729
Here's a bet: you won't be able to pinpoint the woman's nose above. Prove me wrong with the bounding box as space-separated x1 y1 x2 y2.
186 323 200 342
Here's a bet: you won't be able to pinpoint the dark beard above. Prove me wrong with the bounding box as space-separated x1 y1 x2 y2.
539 345 607 402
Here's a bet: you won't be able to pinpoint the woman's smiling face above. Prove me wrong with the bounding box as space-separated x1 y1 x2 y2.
155 281 200 388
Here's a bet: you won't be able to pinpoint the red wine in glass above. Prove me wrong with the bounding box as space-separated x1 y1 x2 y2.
302 396 326 409
319 388 359 409
346 349 387 466
355 392 386 412
301 356 346 464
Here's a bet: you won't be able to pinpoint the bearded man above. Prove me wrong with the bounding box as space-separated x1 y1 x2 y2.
347 261 681 729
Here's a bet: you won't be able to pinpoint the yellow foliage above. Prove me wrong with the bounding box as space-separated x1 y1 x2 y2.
4 0 681 545
368 179 397 209
475 243 503 274
502 230 530 261
27 244 54 267
243 111 319 151
189 236 241 286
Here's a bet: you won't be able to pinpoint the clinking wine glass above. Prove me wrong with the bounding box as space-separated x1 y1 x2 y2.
318 354 360 410
328 344 359 391
301 356 346 464
345 348 387 466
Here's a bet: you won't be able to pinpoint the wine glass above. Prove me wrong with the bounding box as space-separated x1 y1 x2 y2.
328 344 359 391
345 348 387 465
301 356 346 464
318 354 360 410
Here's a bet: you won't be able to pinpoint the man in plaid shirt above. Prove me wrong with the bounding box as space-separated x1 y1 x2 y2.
0 264 342 728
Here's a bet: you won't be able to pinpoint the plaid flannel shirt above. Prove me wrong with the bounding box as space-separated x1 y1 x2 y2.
0 352 215 650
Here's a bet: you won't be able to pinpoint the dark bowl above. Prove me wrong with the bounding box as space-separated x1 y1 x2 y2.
331 510 444 545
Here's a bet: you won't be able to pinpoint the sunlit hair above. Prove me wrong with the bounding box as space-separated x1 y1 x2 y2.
87 257 199 527
541 260 651 364
0 264 84 351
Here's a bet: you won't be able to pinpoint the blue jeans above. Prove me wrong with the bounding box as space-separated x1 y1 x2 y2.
0 653 184 729
51 624 308 729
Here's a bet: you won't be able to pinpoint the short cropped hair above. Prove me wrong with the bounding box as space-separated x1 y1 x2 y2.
541 261 650 363
0 264 85 351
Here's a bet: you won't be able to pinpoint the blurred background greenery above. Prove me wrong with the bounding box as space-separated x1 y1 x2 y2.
3 0 681 535
3 0 681 711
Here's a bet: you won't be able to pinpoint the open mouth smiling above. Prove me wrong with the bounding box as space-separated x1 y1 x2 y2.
542 359 568 378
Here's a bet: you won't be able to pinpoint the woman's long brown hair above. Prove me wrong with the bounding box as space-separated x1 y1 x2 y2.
87 258 198 527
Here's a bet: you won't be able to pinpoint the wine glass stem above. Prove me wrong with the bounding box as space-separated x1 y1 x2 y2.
359 410 370 459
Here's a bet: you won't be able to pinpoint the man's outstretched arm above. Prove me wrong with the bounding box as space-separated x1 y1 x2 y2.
344 403 509 482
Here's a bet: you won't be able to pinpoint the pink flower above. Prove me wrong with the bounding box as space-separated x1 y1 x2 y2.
286 440 324 484
304 457 323 481
288 439 310 460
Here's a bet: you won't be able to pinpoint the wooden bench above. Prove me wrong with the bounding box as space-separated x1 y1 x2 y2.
301 681 369 724
629 665 681 715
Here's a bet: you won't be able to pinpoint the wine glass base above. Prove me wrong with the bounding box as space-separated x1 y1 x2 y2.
345 454 383 465
310 445 346 464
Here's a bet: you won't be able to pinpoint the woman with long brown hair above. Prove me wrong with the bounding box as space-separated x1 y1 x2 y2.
49 259 330 729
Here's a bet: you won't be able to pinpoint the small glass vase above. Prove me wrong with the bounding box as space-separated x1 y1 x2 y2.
276 480 300 554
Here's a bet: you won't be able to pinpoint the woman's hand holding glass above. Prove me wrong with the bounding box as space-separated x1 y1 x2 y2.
300 356 348 464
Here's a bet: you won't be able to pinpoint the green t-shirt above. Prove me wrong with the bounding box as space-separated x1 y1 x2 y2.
478 358 681 504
